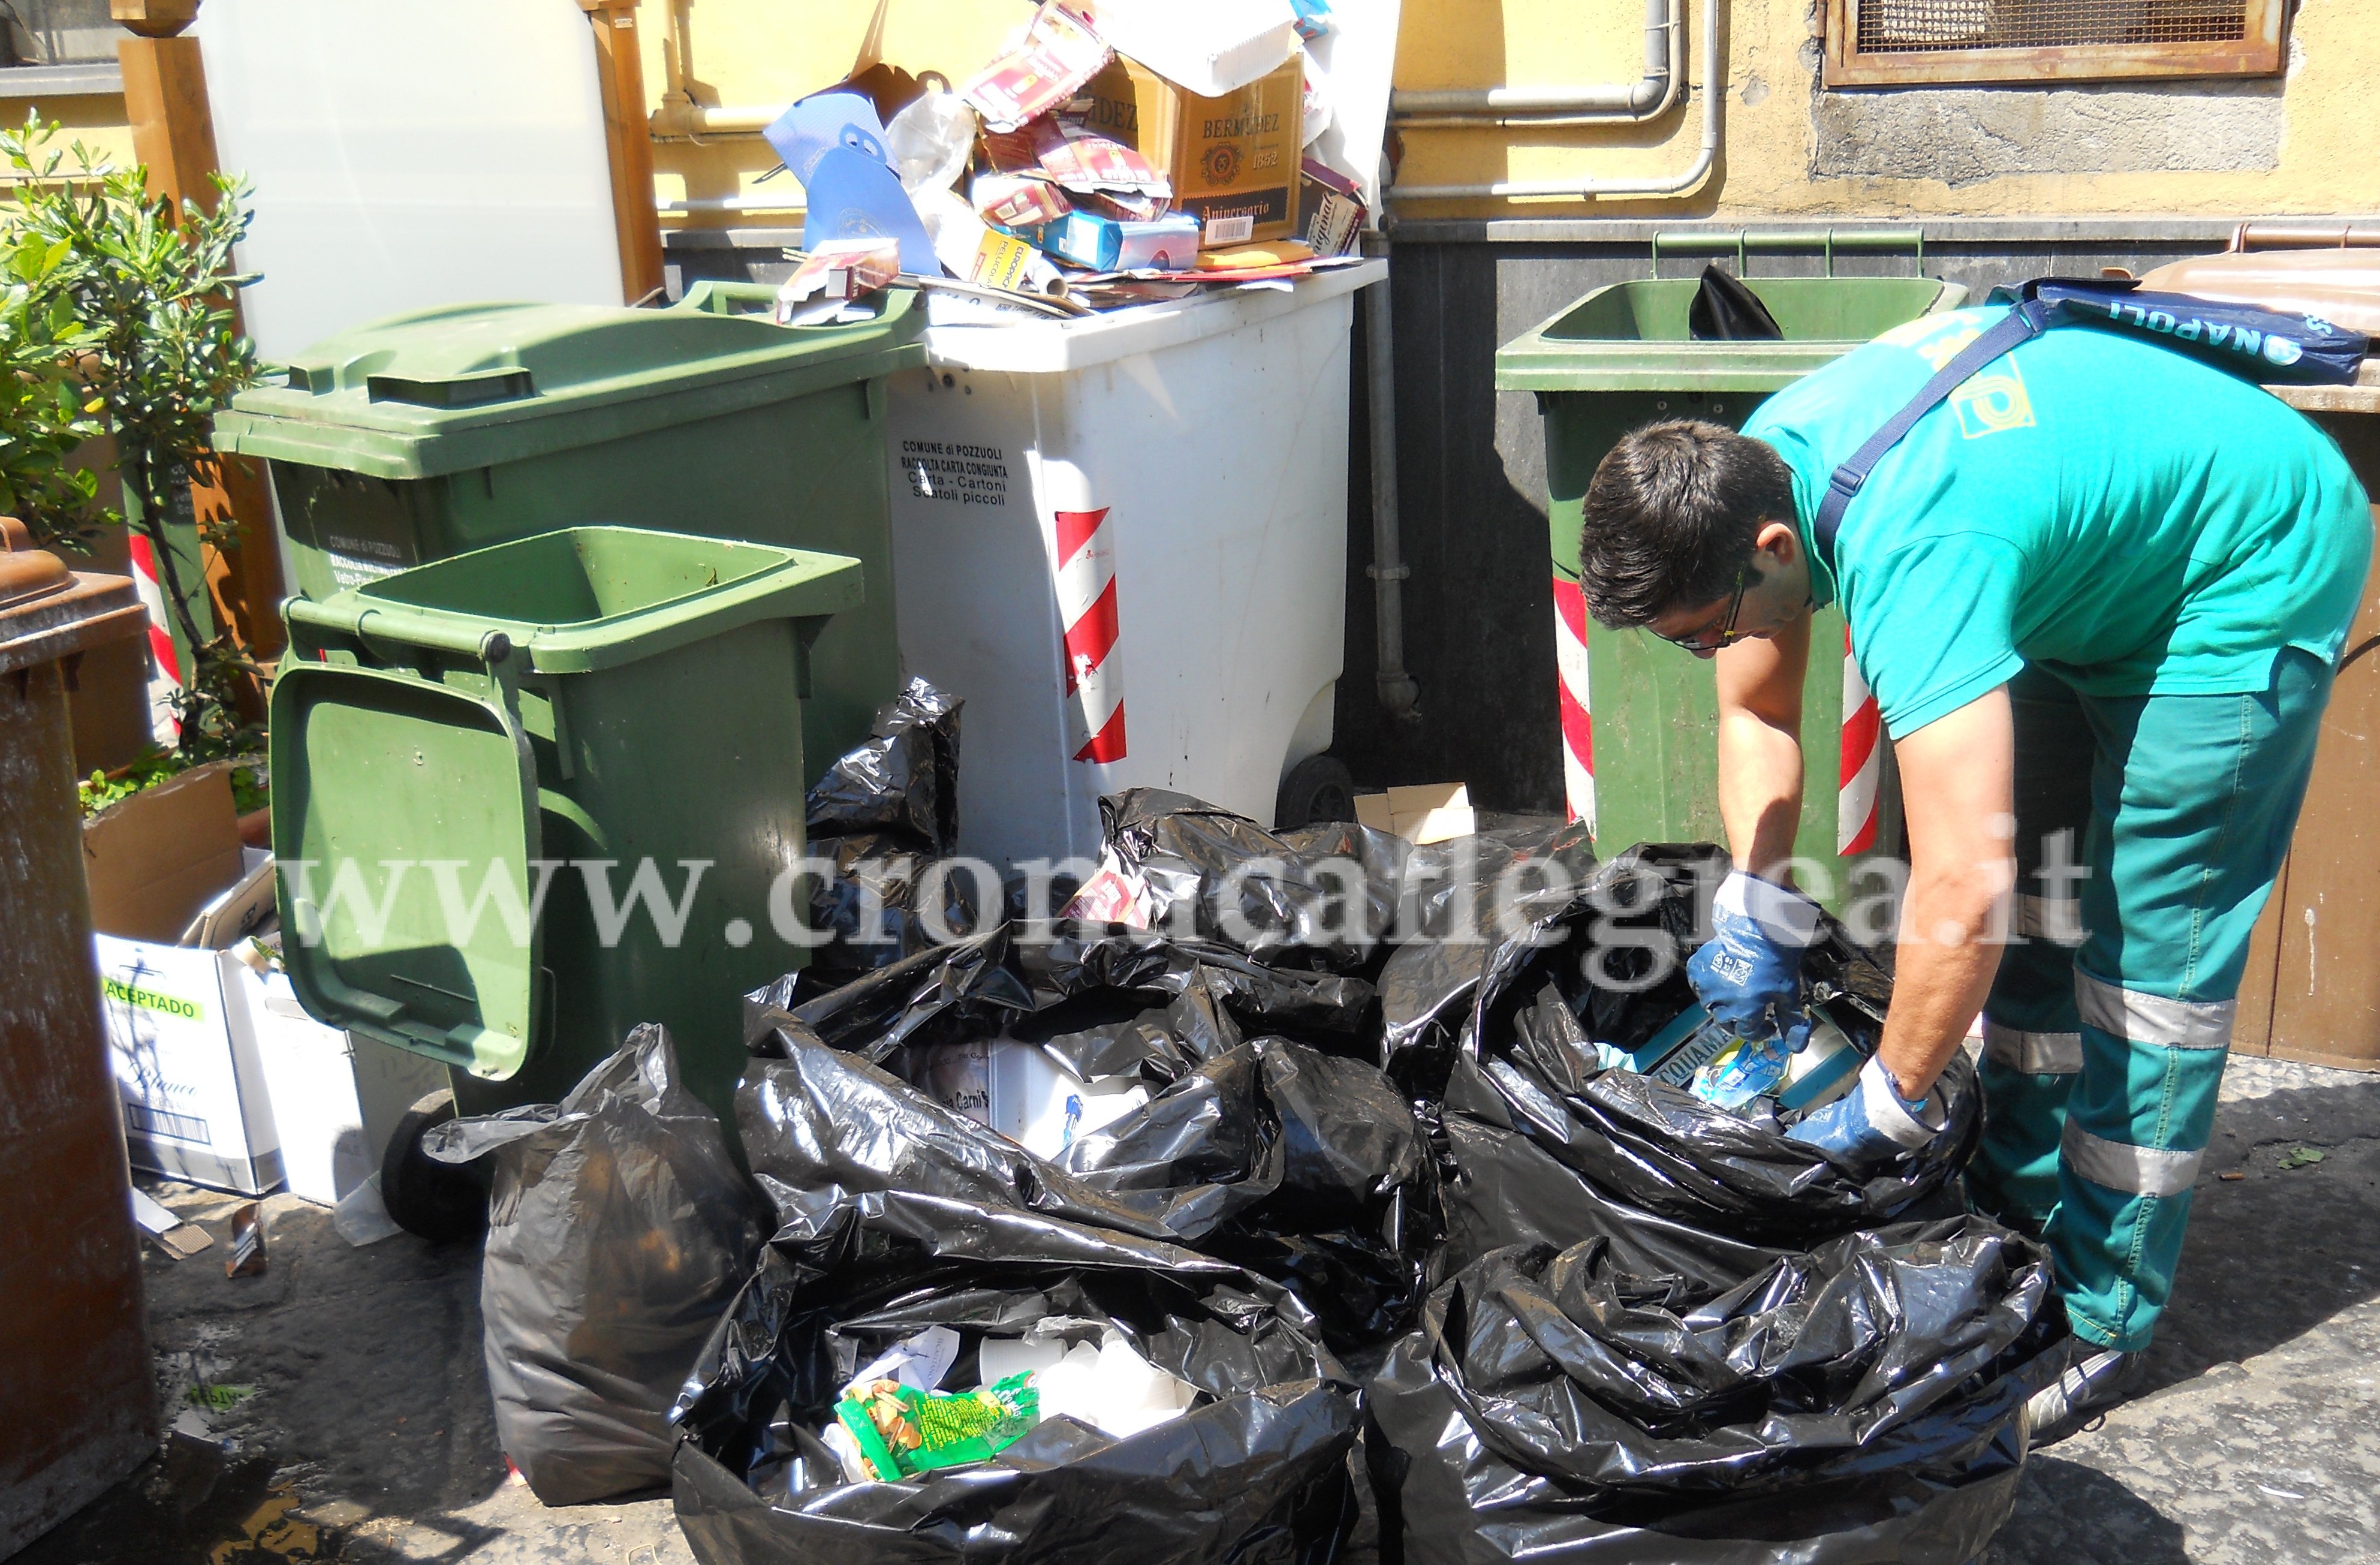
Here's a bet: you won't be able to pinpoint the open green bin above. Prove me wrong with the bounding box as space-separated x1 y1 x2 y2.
270 526 861 1139
217 284 922 784
1496 260 1966 910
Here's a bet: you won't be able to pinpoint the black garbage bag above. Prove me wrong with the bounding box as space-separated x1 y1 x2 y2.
800 679 982 987
1382 839 1975 1255
1020 922 1379 1049
422 1027 766 1505
1077 788 1411 971
1430 1087 1792 1290
1688 264 1786 342
1376 839 1684 1094
736 1015 1432 1353
805 833 985 979
806 675 963 850
1443 1024 1982 1256
1366 1217 2057 1564
748 920 1379 1072
671 1192 1361 1565
1391 818 1598 947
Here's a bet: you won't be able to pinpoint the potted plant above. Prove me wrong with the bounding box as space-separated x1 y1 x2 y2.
2 112 264 818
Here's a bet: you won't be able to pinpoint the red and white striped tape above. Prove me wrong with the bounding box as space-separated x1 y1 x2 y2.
1054 507 1126 764
125 530 183 745
1837 623 1881 854
1548 601 1879 854
1551 574 1595 832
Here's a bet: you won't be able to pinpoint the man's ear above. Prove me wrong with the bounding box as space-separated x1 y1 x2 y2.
1754 519 1801 565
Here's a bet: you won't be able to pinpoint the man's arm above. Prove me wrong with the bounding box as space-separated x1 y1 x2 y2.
1878 685 2017 1099
1713 612 1810 878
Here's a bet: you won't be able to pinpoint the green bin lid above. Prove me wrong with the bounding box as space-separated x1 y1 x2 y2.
1494 275 1965 394
215 287 924 481
271 526 865 1076
272 661 545 1076
283 525 866 673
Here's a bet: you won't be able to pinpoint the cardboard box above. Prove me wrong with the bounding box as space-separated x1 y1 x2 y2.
1077 53 1304 245
243 969 447 1206
1355 782 1477 845
82 762 244 944
1025 210 1201 272
97 844 288 1195
96 845 444 1200
1296 157 1366 257
86 773 461 1200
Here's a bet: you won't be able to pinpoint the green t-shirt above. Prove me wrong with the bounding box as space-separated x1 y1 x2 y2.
1743 305 2372 736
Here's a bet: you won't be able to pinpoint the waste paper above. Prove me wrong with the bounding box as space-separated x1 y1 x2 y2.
748 0 1384 319
670 1190 1360 1565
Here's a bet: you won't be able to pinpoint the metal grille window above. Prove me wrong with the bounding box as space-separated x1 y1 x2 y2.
1 0 116 67
1825 0 2289 85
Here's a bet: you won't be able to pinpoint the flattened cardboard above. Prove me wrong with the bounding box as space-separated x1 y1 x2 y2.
83 763 242 944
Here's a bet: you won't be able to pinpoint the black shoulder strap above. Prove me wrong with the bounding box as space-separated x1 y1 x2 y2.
1811 299 2052 570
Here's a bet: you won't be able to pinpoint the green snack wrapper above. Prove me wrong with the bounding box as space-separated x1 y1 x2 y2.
834 1371 1041 1480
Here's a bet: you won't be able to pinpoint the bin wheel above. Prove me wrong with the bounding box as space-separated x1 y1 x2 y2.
1276 754 1358 829
379 1090 487 1244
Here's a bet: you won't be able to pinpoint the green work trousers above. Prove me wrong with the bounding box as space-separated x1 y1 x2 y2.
1967 650 2333 1352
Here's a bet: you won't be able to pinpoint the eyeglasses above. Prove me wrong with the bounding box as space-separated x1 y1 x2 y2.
1655 565 1751 654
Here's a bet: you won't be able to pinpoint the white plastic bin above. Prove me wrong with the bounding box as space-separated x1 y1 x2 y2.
885 260 1386 865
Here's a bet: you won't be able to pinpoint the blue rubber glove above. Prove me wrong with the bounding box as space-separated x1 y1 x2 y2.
1686 870 1824 1051
1785 1054 1949 1166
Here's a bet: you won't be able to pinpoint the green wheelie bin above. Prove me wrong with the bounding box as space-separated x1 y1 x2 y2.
216 283 921 784
1496 231 1965 914
270 526 860 1235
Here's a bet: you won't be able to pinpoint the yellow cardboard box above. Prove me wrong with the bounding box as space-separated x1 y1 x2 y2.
1077 53 1303 246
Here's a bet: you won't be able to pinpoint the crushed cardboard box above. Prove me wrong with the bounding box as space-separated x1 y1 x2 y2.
1355 782 1476 845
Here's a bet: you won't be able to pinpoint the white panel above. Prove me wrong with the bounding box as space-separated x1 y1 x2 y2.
886 269 1375 862
1304 0 1403 215
195 0 623 363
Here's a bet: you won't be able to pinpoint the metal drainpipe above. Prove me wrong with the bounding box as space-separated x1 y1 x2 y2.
650 0 778 139
1391 0 1683 129
1364 253 1421 726
1387 0 1723 203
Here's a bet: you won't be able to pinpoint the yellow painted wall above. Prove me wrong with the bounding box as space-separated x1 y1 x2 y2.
649 0 1021 219
651 0 2380 226
11 1 2373 224
1389 0 2379 219
0 90 137 190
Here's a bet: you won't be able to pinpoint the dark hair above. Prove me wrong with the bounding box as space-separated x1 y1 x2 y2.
1575 420 1798 629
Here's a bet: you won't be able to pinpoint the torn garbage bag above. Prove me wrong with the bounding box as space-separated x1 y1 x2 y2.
736 1015 1432 1352
1384 840 1975 1250
423 1027 766 1505
1375 836 1674 1093
746 919 1377 1070
1365 1217 2057 1564
1018 922 1378 1047
1069 788 1411 971
670 1195 1360 1565
801 679 980 986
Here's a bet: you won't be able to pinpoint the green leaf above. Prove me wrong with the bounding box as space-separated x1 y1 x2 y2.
2279 1146 2328 1170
